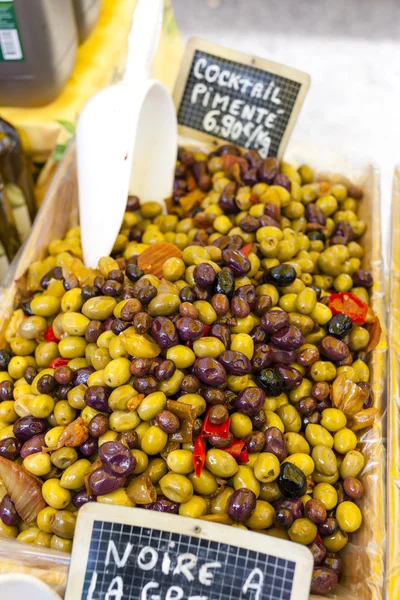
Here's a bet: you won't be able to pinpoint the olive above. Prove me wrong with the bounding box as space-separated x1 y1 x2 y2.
193 357 227 386
126 264 144 282
273 498 304 520
84 386 112 413
251 343 272 370
208 405 229 425
0 380 13 400
310 567 338 595
143 496 179 514
352 269 373 288
175 317 205 341
218 182 239 214
0 349 12 371
305 499 327 524
213 269 235 297
0 494 20 526
267 264 296 287
245 431 265 453
235 387 265 416
277 462 307 498
271 326 304 351
320 336 349 362
151 317 179 349
13 417 47 442
179 286 197 304
156 410 180 434
194 263 216 288
0 437 21 460
264 427 287 461
274 365 303 390
308 539 327 565
256 368 283 397
318 517 338 537
221 249 251 276
116 430 139 449
258 157 279 183
218 350 252 376
323 553 343 577
261 310 290 334
274 508 293 529
327 314 353 339
227 489 256 522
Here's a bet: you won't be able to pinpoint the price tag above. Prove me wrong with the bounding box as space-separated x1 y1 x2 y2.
65 504 313 600
174 39 310 159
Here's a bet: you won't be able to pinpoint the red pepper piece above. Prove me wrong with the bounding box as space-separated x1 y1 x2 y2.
193 436 206 477
239 242 253 257
202 325 211 337
45 326 60 343
328 291 368 324
201 408 231 439
238 448 249 464
249 193 259 205
224 439 246 458
49 357 69 369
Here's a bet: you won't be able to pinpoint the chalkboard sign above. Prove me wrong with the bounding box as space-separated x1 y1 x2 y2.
65 504 313 600
174 39 310 159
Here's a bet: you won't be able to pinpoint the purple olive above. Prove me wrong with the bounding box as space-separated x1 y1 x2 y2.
0 380 14 400
352 269 373 288
245 431 266 453
175 317 205 341
308 539 327 565
252 409 266 429
88 414 109 438
269 344 296 365
318 517 338 537
98 441 136 476
271 326 304 351
193 357 227 386
0 494 20 526
231 296 250 318
251 343 273 370
20 433 47 458
274 364 303 390
13 416 47 442
218 350 252 375
155 359 176 381
264 427 287 461
305 203 326 226
274 173 291 192
323 553 343 577
89 468 126 496
305 499 327 524
310 567 338 595
193 263 216 288
84 386 112 413
261 310 290 334
320 336 350 361
143 495 179 514
221 249 251 276
218 182 239 214
273 498 304 520
257 157 279 183
133 375 158 394
274 508 293 529
210 323 231 349
250 326 267 344
72 490 97 508
235 285 256 308
79 436 98 457
73 367 95 386
235 387 265 416
151 317 179 349
0 437 21 460
227 489 257 522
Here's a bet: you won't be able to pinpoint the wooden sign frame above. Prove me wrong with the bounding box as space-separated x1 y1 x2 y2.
65 504 313 600
173 38 310 159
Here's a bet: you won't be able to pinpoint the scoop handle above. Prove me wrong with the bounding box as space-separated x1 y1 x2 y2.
123 0 164 84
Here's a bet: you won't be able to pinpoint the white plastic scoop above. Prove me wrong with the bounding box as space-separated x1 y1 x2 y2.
76 0 177 269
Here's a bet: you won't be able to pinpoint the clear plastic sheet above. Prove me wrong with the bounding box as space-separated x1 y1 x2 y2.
387 166 400 599
0 538 69 596
0 142 387 600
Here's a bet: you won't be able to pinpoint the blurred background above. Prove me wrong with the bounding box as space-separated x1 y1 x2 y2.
171 0 400 245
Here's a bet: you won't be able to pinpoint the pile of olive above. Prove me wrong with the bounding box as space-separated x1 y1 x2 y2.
0 144 377 597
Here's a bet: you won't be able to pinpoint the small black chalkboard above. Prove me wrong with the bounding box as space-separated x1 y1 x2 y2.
65 505 313 600
174 39 310 159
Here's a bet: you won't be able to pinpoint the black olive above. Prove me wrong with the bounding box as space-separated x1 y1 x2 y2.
256 368 283 397
0 349 12 371
307 230 326 242
126 264 144 282
266 264 296 287
309 285 322 301
277 462 307 498
327 314 353 339
213 269 235 298
179 286 197 303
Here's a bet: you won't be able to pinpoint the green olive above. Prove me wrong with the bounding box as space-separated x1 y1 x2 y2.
323 529 348 553
141 426 168 455
137 391 167 421
339 450 365 479
30 295 61 317
305 424 334 448
334 428 358 454
313 483 338 510
188 468 218 496
50 510 77 539
283 453 314 477
159 473 193 503
104 358 131 387
288 518 317 545
109 410 140 432
245 500 274 530
276 404 302 433
81 296 117 320
166 450 194 475
311 445 337 476
233 465 260 497
42 479 71 509
205 449 238 478
179 495 207 518
259 481 281 503
193 337 225 358
254 452 280 482
210 486 234 514
60 459 92 490
51 447 78 470
320 408 347 432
